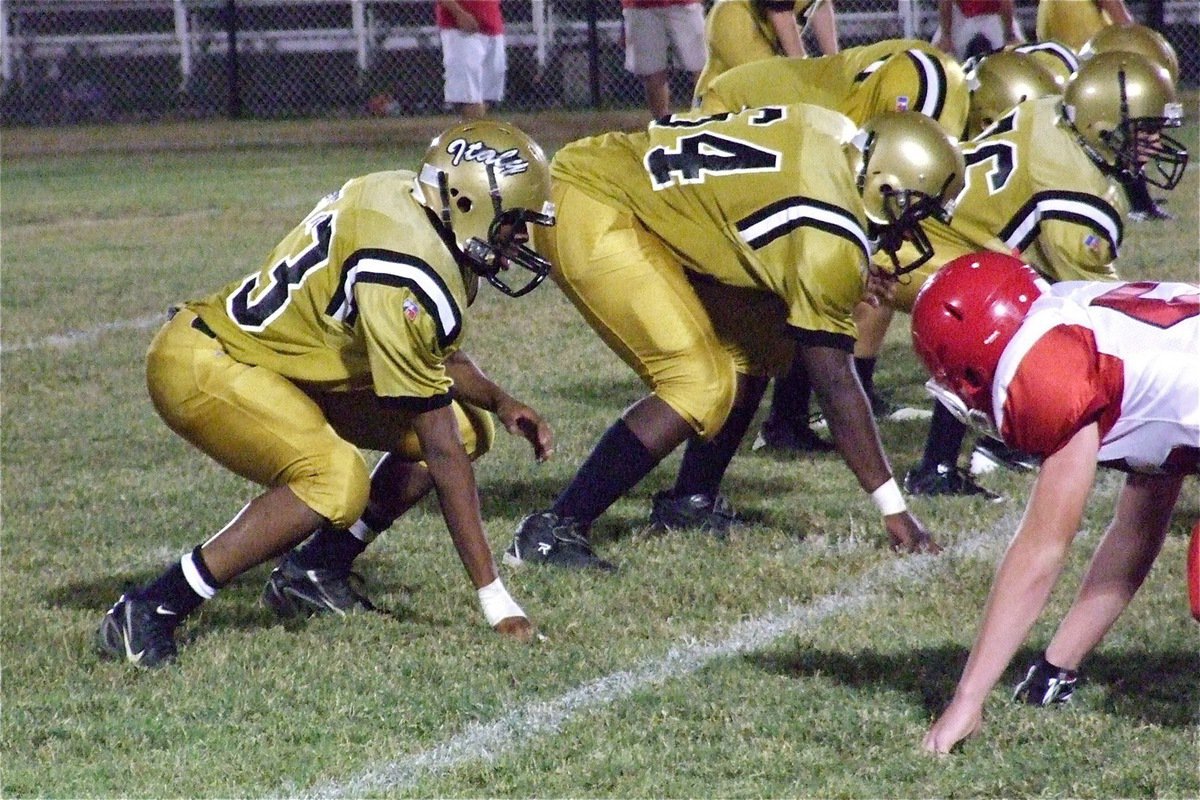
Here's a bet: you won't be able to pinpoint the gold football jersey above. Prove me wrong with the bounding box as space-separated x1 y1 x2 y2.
700 39 969 137
551 103 869 339
1036 0 1111 51
694 0 822 106
187 171 469 401
883 97 1126 310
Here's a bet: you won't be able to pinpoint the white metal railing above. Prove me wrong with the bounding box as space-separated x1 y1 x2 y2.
2 1 1196 90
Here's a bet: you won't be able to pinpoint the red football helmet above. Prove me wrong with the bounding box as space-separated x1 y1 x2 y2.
911 252 1048 429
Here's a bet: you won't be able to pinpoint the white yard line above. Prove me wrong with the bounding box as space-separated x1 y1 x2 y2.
295 513 1023 799
0 313 165 354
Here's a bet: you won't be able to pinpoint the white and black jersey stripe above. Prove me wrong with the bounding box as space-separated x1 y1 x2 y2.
855 49 949 122
999 190 1123 255
903 49 949 121
327 250 463 347
737 196 870 257
1013 41 1080 76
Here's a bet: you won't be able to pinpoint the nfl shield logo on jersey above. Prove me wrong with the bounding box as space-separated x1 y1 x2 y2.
895 96 910 112
403 298 421 321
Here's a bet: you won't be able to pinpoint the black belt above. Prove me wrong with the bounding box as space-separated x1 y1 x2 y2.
191 316 217 339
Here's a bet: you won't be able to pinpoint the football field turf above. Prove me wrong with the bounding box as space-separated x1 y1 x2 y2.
2 111 1197 797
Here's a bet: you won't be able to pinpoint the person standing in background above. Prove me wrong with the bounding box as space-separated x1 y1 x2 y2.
1036 0 1133 51
933 0 1023 62
436 0 506 119
622 0 708 119
693 0 840 106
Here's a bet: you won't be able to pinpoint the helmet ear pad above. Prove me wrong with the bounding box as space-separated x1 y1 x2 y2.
911 251 1047 422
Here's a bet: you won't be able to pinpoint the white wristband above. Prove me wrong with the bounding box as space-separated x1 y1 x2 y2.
477 577 526 627
870 477 907 516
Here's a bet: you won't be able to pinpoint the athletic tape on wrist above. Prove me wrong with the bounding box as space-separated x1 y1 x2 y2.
477 577 526 627
871 477 907 516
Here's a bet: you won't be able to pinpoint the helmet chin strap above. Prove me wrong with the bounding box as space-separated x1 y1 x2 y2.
486 163 503 217
437 170 453 229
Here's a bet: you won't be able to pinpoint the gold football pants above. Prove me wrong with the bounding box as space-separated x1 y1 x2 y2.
145 308 494 527
537 182 793 439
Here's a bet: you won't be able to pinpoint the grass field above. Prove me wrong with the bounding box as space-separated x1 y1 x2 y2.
2 110 1198 798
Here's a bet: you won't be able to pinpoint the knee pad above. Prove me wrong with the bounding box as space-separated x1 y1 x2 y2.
390 401 496 462
655 355 737 440
288 441 371 528
457 401 496 461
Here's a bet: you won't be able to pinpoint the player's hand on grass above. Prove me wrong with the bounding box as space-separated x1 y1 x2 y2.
923 698 983 754
493 615 535 643
885 511 942 554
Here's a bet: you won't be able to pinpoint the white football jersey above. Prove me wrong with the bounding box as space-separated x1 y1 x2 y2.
994 280 1200 473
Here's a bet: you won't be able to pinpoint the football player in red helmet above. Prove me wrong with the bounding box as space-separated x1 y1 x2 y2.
916 252 1200 754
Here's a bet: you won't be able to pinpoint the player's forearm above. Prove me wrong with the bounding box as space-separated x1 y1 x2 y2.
811 1 839 55
445 350 511 414
801 345 893 491
1046 473 1183 668
953 526 1072 702
767 10 806 57
426 445 497 590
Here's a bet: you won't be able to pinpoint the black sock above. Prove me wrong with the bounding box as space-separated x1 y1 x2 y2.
292 524 369 573
552 418 660 525
767 356 812 426
140 545 221 622
1120 173 1159 213
920 401 968 470
854 356 877 400
674 391 763 497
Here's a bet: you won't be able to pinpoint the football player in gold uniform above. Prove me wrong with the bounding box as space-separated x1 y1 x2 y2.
1078 22 1182 220
503 106 963 570
886 52 1187 495
699 38 969 138
1035 0 1133 52
693 0 840 106
97 121 557 668
698 38 970 453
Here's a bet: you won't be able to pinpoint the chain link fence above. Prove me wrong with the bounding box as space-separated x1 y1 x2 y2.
2 0 1197 127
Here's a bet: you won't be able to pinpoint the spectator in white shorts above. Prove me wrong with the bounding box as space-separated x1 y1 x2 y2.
933 0 1023 62
622 0 707 119
436 0 506 119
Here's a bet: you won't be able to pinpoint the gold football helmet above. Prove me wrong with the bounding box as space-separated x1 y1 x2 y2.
966 51 1061 138
1062 51 1188 190
1079 23 1180 84
853 111 966 275
416 120 556 298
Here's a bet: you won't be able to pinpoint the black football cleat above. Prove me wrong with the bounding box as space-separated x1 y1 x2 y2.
971 436 1040 474
96 593 179 668
649 490 740 538
752 417 835 454
903 462 1003 503
262 551 376 619
504 511 616 572
1013 656 1079 706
